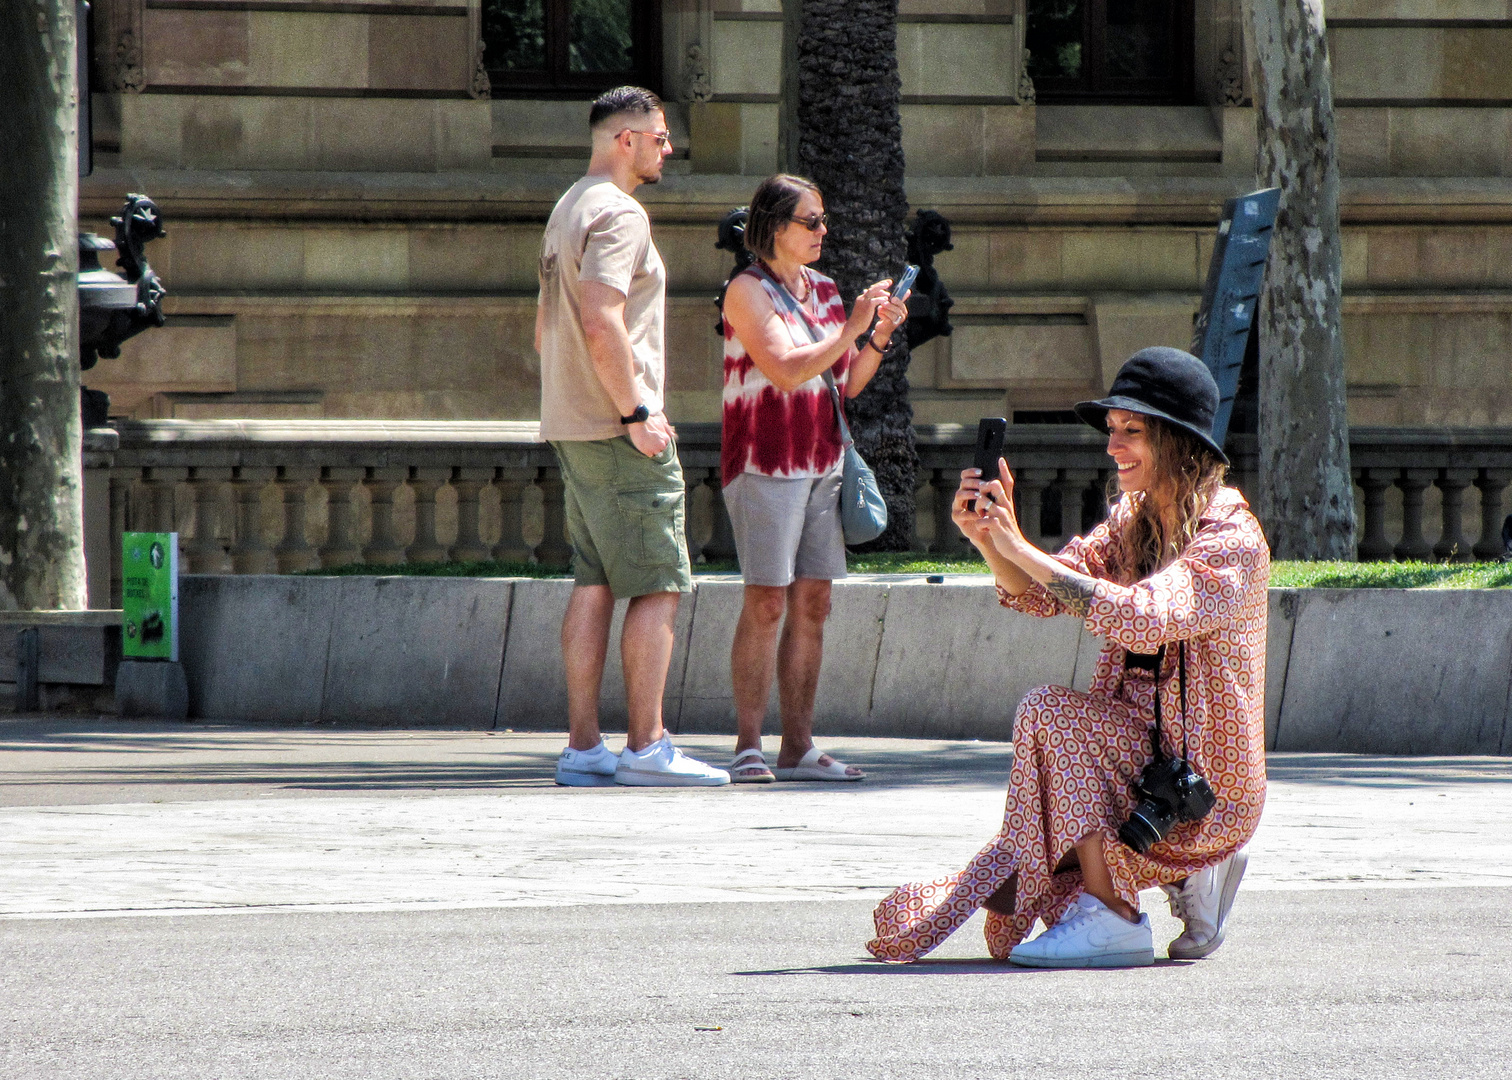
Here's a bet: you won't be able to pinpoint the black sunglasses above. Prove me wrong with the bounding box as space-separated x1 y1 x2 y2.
788 213 829 232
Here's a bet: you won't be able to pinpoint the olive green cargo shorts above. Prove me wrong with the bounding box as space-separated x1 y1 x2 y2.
550 436 692 599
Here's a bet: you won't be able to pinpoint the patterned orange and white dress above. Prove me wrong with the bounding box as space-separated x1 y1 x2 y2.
868 486 1269 962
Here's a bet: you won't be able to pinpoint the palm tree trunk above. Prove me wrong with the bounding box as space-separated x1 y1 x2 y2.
793 0 916 550
0 2 87 610
1247 0 1357 559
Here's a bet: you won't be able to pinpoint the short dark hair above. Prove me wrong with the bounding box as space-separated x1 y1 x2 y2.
743 174 823 260
588 86 663 131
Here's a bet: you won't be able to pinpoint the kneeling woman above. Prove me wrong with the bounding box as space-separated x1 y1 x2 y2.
868 348 1268 968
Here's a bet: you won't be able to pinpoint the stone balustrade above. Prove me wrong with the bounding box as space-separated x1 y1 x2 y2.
87 420 1512 606
1349 428 1512 563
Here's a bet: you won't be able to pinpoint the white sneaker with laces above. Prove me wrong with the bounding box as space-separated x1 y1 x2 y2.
1162 849 1248 960
614 736 730 787
1008 892 1155 969
554 741 619 787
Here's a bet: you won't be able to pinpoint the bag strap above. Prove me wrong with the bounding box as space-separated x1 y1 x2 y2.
749 262 854 450
1150 642 1191 763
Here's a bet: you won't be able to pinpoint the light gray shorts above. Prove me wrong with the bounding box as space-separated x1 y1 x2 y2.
723 469 848 587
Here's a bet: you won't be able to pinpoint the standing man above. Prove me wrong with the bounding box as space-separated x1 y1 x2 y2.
537 86 729 787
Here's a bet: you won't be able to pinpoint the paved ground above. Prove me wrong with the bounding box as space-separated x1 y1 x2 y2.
0 721 1509 1078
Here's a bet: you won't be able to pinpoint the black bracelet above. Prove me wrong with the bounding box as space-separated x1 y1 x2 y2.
867 333 890 353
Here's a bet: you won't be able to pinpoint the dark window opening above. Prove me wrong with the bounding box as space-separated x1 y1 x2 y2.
483 0 661 97
1026 0 1193 103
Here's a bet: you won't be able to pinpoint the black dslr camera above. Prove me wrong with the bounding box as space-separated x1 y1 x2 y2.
1118 744 1216 854
1116 644 1217 854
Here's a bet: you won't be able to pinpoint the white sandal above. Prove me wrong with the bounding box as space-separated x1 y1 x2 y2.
729 747 775 784
772 747 865 782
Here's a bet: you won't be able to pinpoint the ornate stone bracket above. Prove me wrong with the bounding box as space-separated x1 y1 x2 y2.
1017 48 1037 105
468 0 491 99
98 0 146 92
1217 46 1244 105
683 43 713 103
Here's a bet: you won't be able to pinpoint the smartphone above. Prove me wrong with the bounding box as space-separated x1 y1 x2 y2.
891 263 919 301
969 417 1008 511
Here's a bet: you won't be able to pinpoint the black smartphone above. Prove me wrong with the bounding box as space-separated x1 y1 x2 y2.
891 263 919 300
969 417 1008 511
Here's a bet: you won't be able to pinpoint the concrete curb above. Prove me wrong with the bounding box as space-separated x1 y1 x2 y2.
177 575 1512 755
1272 589 1512 755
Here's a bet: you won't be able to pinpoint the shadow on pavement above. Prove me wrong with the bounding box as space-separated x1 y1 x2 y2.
733 958 1193 976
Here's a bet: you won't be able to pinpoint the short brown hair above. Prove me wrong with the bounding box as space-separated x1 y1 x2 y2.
743 174 822 261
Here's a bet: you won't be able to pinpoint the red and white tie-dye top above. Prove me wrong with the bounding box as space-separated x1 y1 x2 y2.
721 265 854 485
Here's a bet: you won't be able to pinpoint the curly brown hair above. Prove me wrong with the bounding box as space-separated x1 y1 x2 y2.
1106 415 1228 584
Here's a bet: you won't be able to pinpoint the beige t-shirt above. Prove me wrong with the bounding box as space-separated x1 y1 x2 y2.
538 177 667 442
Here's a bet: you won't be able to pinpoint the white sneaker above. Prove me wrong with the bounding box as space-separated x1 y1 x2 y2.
554 741 619 787
1008 893 1155 969
1162 850 1248 960
614 736 731 787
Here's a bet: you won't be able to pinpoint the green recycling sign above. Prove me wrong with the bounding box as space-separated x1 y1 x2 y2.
122 532 179 662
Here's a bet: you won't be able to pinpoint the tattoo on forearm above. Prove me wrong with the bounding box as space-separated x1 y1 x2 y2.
1045 571 1096 616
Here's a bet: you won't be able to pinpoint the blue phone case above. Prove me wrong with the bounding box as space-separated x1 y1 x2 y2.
892 264 919 300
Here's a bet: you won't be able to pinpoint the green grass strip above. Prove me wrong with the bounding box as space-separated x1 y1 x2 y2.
1269 560 1512 589
299 556 1512 588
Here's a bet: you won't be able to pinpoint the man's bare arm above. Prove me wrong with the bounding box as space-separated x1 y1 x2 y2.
578 280 671 455
578 280 641 416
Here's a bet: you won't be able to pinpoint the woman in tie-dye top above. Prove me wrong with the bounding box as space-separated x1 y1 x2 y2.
719 174 909 785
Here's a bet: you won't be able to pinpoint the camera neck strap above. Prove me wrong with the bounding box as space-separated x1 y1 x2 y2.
1150 642 1190 763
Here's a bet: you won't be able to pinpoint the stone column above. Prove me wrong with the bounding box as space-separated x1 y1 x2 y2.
491 467 537 564
450 467 494 563
108 468 137 605
274 466 320 573
1054 469 1101 550
1014 469 1055 547
1393 469 1436 561
362 467 409 566
186 469 233 573
682 466 710 562
319 467 365 569
701 470 738 563
406 467 451 564
1434 468 1477 562
1472 468 1512 561
1355 468 1394 562
230 466 277 574
142 467 186 534
930 468 969 556
534 467 573 567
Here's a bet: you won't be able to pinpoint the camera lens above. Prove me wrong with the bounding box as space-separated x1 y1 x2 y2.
1118 799 1178 854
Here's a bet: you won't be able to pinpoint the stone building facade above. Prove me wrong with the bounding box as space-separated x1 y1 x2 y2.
80 1 1512 430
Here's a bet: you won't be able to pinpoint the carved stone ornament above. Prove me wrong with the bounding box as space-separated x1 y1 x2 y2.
1217 47 1244 105
683 43 713 103
471 39 491 100
116 30 144 93
1017 48 1036 105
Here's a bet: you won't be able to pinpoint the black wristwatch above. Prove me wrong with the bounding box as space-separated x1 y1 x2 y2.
619 404 650 425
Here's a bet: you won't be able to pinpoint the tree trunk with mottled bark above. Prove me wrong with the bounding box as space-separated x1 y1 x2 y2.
0 2 87 610
791 0 916 549
1246 0 1356 559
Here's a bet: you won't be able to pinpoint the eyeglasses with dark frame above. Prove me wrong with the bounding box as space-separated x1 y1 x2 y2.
623 128 673 150
788 213 829 232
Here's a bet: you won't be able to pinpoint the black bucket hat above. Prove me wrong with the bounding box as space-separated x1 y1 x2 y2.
1073 346 1229 465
